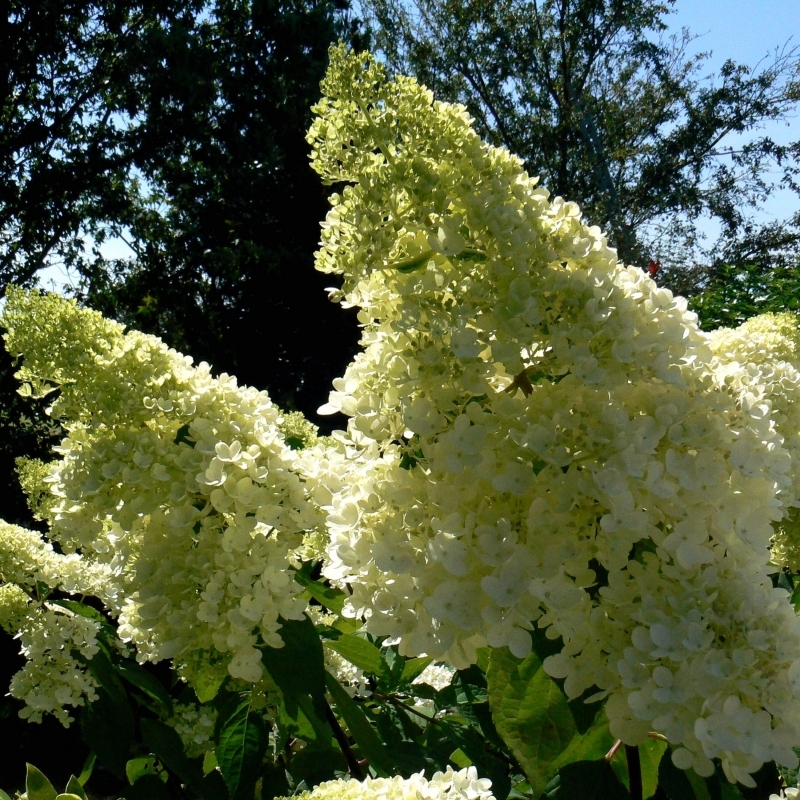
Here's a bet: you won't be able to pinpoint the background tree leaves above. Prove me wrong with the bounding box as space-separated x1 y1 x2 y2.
360 0 800 287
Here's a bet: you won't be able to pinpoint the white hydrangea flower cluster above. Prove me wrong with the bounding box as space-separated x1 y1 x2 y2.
287 767 494 800
0 582 31 633
325 646 372 698
9 607 101 726
411 662 455 718
167 702 218 758
0 520 114 724
308 606 372 697
413 663 455 692
1 288 321 685
0 520 114 602
304 46 800 785
707 313 800 568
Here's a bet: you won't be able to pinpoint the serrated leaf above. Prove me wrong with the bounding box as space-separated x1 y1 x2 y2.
215 695 268 800
25 765 57 800
293 571 346 615
193 667 226 703
640 738 668 798
325 634 384 675
400 657 433 684
325 671 394 776
261 615 330 747
116 660 173 712
611 738 668 797
141 718 228 800
80 687 133 778
262 616 326 702
450 748 472 768
486 647 613 796
50 599 106 624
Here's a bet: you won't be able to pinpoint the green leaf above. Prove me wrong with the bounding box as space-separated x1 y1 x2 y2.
286 747 348 788
64 777 88 800
610 738 668 796
125 756 162 785
262 616 326 701
174 423 195 446
140 718 228 800
193 667 226 704
325 634 384 675
0 790 12 800
486 647 613 796
115 660 173 712
557 760 630 799
293 571 346 615
203 751 218 775
400 657 433 684
717 777 745 800
685 770 712 800
77 753 95 787
122 775 172 800
393 249 434 273
640 738 668 799
84 648 128 708
25 765 57 800
261 615 330 746
658 749 696 799
55 795 83 800
215 695 268 800
325 671 394 776
436 719 512 800
80 687 134 779
50 600 106 624
260 762 290 799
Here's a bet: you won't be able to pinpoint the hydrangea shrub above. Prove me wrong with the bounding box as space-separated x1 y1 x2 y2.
2 44 800 799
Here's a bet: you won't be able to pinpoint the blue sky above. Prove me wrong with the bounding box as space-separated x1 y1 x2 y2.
665 0 799 228
668 0 798 72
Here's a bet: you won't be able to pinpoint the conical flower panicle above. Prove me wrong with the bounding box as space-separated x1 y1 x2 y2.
305 45 800 786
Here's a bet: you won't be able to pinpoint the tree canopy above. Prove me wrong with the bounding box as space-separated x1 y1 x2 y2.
360 0 800 289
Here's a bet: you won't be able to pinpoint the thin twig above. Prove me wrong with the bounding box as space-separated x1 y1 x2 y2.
605 739 623 761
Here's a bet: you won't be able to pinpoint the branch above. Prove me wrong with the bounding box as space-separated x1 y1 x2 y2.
625 745 643 800
324 696 365 779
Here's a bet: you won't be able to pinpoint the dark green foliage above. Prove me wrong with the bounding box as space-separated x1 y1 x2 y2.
214 695 268 800
556 759 630 799
76 0 362 422
688 259 800 330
